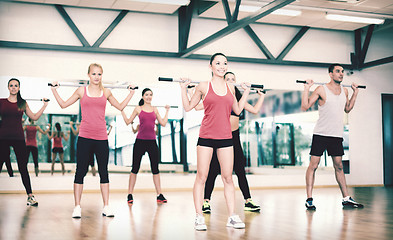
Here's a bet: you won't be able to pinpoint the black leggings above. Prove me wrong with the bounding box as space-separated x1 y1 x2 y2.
74 137 109 184
88 152 95 167
26 146 39 168
0 153 14 177
132 139 160 174
0 139 32 194
204 129 251 200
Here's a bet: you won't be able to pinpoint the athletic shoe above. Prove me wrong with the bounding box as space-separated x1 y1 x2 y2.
195 214 207 231
305 198 316 210
202 201 211 213
157 194 167 203
127 194 133 204
72 205 81 218
226 215 245 229
342 197 364 208
244 199 260 212
102 206 115 217
27 196 38 206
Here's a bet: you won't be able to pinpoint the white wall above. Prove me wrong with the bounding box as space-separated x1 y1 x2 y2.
347 62 393 185
0 1 392 185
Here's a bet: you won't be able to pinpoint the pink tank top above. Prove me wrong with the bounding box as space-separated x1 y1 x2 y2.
52 135 63 148
199 82 234 139
25 125 37 147
79 87 108 140
136 110 157 140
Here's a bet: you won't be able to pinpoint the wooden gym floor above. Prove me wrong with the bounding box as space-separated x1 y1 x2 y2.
0 186 392 240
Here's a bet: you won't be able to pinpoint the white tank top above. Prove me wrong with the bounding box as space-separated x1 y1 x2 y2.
313 85 346 138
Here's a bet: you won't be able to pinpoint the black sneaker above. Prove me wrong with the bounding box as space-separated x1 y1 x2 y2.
305 198 316 210
202 200 211 213
342 197 364 208
157 194 167 203
244 199 261 212
127 194 133 204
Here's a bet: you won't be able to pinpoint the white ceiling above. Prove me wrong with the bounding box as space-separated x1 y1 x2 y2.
10 0 393 31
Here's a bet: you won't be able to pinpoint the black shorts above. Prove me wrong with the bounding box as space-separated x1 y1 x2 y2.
52 147 64 153
197 138 233 150
310 134 344 157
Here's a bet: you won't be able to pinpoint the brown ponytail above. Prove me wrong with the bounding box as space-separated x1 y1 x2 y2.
8 78 26 111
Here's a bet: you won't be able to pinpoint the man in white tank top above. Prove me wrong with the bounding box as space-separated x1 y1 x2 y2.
301 63 363 210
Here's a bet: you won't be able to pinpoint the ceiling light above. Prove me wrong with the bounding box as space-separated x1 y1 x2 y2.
239 5 261 12
239 5 301 16
271 9 301 17
130 0 190 6
326 14 385 24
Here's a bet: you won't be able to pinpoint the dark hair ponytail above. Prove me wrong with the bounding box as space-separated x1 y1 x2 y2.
139 88 152 106
55 122 61 137
8 78 26 111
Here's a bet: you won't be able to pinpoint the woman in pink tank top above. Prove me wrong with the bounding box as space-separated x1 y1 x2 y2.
23 118 50 176
180 53 251 231
47 122 69 175
121 88 170 204
51 63 136 218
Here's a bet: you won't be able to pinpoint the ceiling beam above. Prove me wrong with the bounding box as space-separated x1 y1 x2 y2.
362 56 393 69
359 24 375 67
223 0 275 60
243 25 275 60
231 0 242 23
179 0 295 57
0 40 178 58
197 0 218 15
178 0 196 52
276 26 310 61
351 28 362 69
0 40 354 69
54 5 90 47
222 0 232 24
93 10 128 48
189 54 352 68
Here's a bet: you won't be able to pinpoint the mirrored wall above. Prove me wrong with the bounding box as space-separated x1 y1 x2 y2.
5 89 349 173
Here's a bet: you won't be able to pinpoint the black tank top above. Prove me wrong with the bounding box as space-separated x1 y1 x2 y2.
230 87 245 120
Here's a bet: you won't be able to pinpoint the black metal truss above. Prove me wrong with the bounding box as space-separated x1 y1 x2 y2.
179 0 296 57
0 1 391 70
351 24 376 70
54 4 90 47
93 10 129 47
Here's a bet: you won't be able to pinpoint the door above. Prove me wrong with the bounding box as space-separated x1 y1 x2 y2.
382 94 393 186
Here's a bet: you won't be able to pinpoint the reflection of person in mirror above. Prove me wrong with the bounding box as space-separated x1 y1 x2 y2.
301 63 363 210
47 122 69 175
24 118 50 176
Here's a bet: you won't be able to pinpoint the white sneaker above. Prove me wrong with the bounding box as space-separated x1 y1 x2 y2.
102 206 114 217
27 195 38 206
226 215 245 229
195 214 207 231
72 205 81 218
